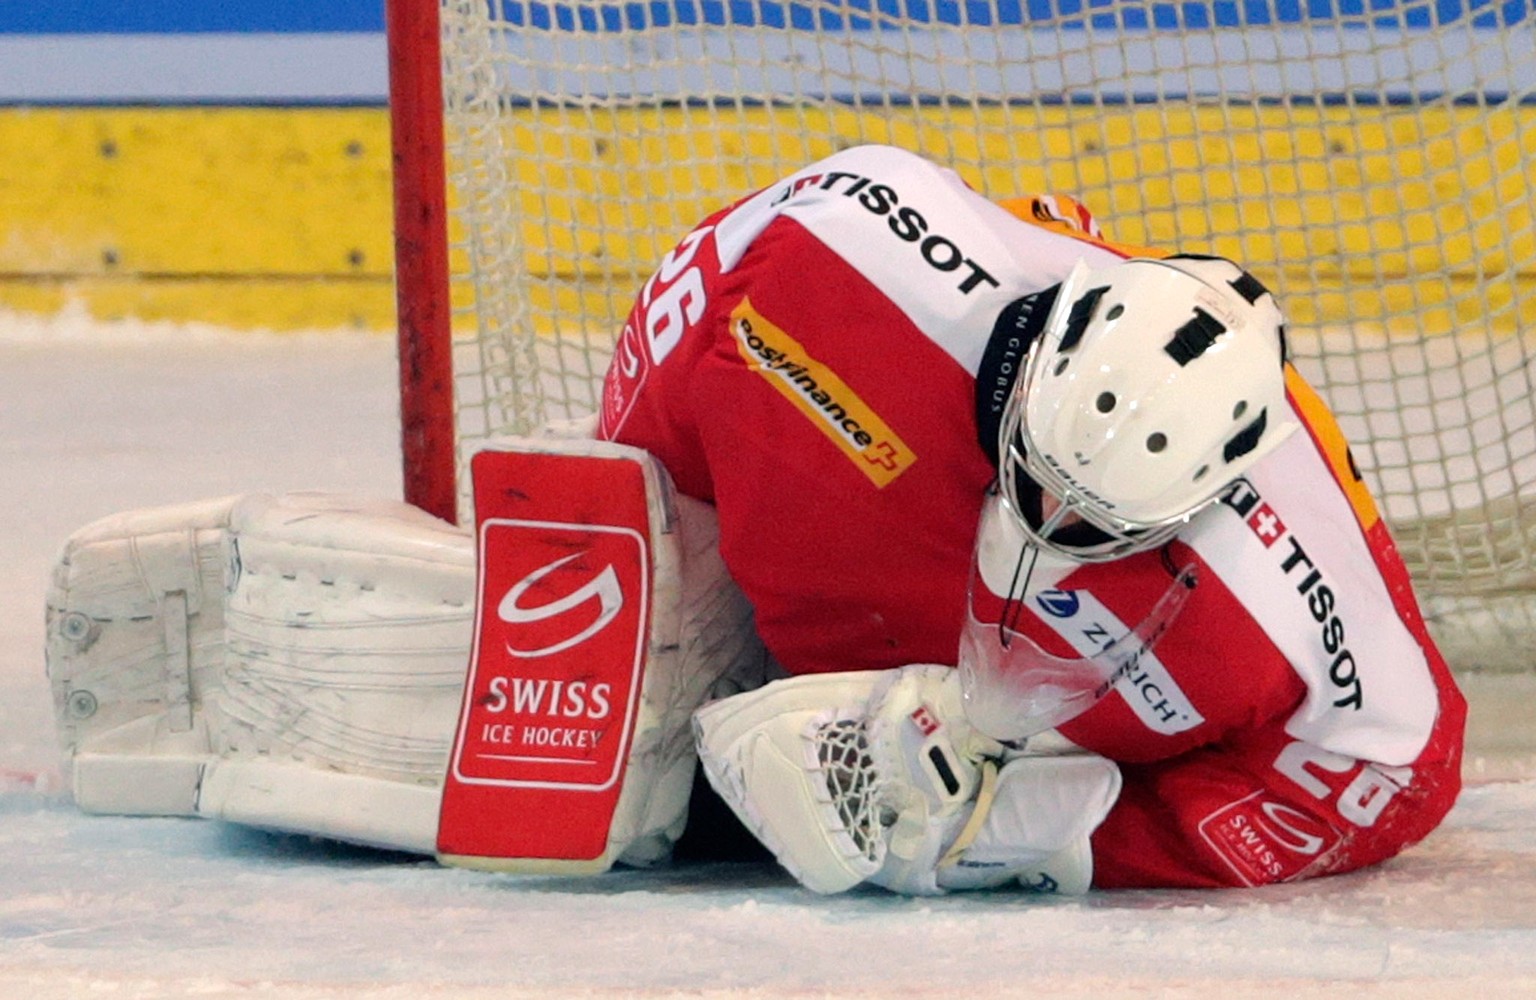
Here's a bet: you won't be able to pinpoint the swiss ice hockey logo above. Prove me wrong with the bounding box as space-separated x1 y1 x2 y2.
1197 790 1340 886
439 448 656 865
498 553 624 658
601 317 650 439
455 517 649 791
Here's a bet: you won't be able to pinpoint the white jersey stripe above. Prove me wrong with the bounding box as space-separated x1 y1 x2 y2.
714 144 1121 375
1184 431 1438 766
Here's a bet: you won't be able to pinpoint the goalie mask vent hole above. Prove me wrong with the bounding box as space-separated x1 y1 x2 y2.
1233 400 1248 420
1096 391 1117 413
1106 303 1124 321
1054 357 1070 376
1193 464 1210 482
1147 432 1168 453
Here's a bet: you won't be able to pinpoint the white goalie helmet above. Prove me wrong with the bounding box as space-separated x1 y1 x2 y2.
998 254 1298 562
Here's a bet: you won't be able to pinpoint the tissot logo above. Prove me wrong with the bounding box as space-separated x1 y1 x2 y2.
764 168 1001 294
498 552 624 658
1247 502 1287 547
1222 478 1364 711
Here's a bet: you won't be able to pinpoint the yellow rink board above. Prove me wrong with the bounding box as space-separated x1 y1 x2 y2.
0 106 397 330
499 102 1536 337
1 103 1532 334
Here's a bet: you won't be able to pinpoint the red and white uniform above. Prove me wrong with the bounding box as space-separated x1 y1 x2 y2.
598 145 1465 889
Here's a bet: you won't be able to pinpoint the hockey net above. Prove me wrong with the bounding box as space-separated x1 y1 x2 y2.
390 0 1535 673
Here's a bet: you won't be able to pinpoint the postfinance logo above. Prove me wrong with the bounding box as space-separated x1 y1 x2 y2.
730 298 916 487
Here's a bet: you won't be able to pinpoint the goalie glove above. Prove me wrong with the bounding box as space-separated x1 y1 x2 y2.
692 664 1121 896
691 671 895 893
861 664 1010 894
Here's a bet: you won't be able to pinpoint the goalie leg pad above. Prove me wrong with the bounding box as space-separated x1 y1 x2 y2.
435 436 764 873
47 490 479 851
202 492 476 852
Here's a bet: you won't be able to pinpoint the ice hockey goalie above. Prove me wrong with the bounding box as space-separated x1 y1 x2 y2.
45 144 1465 896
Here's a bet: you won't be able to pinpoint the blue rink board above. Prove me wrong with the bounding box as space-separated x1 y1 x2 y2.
0 0 1527 34
0 0 1528 103
0 2 381 34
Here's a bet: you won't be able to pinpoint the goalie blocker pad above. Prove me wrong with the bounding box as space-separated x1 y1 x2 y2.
438 441 718 874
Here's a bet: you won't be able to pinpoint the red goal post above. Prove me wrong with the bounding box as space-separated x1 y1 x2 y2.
388 0 456 526
386 0 1536 673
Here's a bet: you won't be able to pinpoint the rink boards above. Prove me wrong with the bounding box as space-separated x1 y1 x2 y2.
2 99 1534 334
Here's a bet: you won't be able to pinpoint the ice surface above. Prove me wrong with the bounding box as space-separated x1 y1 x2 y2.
3 312 1534 999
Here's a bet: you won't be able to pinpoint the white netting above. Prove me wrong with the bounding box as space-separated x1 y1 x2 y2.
429 0 1536 671
814 717 885 867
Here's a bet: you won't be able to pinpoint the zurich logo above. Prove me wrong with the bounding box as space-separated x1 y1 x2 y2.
1036 589 1081 619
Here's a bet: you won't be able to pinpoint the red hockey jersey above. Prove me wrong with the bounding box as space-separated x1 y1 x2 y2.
598 144 1465 889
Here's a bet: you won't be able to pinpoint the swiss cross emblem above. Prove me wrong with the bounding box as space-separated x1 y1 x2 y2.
1246 503 1286 547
